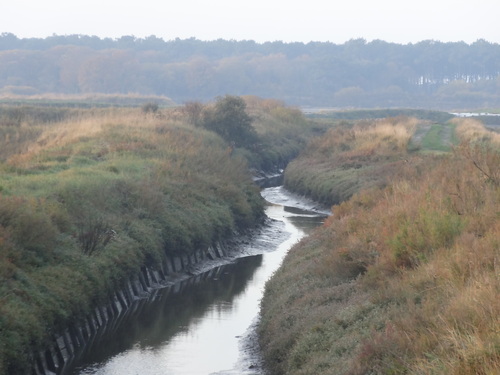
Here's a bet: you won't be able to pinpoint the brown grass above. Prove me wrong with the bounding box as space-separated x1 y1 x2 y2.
309 116 418 159
3 108 193 167
260 121 499 375
283 116 420 206
454 117 500 144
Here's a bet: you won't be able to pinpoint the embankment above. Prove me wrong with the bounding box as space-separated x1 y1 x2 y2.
32 171 285 375
33 237 250 375
0 98 324 375
0 109 267 374
283 117 420 206
259 119 500 374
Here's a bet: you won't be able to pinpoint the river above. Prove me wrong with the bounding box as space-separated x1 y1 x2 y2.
70 186 328 375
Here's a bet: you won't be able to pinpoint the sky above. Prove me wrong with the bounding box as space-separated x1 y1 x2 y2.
2 0 500 44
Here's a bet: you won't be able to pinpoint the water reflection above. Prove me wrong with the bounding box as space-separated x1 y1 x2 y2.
73 256 263 374
72 187 327 375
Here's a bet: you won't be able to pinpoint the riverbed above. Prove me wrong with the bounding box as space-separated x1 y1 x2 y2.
70 186 328 375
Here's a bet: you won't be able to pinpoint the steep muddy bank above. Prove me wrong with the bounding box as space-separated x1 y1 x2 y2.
35 186 327 375
32 222 275 374
31 173 284 375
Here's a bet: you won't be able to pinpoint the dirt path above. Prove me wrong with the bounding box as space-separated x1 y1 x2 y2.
410 123 432 147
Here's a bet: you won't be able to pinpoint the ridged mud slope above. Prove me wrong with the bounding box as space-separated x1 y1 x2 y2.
32 239 244 375
259 119 500 375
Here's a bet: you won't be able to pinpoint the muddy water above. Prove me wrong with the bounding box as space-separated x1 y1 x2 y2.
71 187 328 375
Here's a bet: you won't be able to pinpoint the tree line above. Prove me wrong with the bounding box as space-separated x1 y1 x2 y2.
1 33 500 108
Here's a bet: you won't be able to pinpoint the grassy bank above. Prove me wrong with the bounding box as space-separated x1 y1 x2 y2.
284 116 421 206
0 98 315 374
259 119 500 374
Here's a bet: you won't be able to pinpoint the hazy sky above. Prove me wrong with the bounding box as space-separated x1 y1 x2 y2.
2 0 499 44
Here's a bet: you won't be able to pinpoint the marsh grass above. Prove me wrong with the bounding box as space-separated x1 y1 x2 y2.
1 102 307 373
0 99 319 373
260 121 499 375
284 117 419 206
454 117 500 144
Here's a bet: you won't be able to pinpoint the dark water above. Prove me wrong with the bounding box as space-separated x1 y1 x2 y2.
71 187 328 375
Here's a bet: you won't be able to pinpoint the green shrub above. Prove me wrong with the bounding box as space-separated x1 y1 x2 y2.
389 210 463 268
201 95 258 148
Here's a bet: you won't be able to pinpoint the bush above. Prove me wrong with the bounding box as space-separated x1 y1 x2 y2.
202 95 259 148
141 102 159 114
77 215 115 256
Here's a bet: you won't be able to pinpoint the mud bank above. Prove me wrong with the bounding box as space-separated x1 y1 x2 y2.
33 238 256 375
66 186 326 375
32 173 283 375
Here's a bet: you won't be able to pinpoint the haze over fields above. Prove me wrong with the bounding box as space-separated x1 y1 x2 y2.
1 1 500 109
0 35 499 109
2 0 500 44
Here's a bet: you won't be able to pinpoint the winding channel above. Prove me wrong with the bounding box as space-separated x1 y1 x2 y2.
70 186 328 375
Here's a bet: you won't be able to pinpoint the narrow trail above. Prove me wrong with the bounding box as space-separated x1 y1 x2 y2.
410 123 432 147
409 122 455 152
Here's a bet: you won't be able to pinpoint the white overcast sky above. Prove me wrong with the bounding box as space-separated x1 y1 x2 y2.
2 0 499 44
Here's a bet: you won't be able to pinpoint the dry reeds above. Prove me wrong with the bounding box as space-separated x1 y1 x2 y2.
454 117 500 144
260 121 499 375
352 117 419 154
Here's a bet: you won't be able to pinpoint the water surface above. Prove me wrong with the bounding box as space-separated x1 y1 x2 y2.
72 187 328 375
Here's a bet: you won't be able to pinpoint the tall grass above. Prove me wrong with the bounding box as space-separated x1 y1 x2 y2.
259 121 499 375
284 117 419 205
454 117 500 144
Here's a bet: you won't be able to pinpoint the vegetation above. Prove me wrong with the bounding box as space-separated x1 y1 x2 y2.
307 108 454 123
0 98 315 374
418 123 457 153
199 95 258 148
183 95 324 172
0 93 175 108
1 34 500 108
284 116 423 205
259 119 500 375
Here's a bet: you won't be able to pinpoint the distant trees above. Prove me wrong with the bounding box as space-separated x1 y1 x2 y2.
0 34 499 108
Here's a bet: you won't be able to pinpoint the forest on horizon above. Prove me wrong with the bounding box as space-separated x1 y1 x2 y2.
1 33 500 109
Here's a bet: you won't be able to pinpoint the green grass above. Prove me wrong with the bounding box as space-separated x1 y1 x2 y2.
0 107 261 373
0 99 327 374
307 108 454 123
0 94 176 108
419 123 458 152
